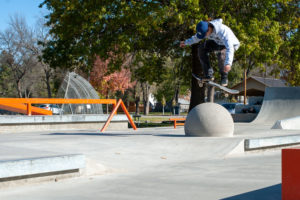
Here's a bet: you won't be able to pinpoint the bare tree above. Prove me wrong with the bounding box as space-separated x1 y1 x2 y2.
33 17 54 98
0 15 56 98
0 15 37 97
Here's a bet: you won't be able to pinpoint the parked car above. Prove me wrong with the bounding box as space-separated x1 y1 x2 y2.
221 103 242 114
38 104 63 115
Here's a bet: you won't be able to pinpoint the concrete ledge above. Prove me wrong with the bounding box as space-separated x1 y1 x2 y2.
0 122 128 133
0 154 85 179
245 135 300 151
0 114 129 133
0 114 127 124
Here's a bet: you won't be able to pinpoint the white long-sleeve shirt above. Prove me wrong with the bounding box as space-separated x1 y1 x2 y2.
185 19 240 66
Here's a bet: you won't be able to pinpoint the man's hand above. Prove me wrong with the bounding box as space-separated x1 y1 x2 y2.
224 65 231 73
180 41 186 48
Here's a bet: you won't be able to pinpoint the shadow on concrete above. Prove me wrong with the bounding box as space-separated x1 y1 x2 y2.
153 134 186 137
45 132 152 137
221 184 281 200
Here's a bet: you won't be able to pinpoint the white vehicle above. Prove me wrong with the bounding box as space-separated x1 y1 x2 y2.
38 104 63 115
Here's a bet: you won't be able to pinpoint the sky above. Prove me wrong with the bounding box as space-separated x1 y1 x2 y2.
0 0 49 31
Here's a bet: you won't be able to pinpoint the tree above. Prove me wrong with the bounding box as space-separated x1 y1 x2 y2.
154 55 190 111
34 17 55 97
0 15 37 97
40 1 200 110
40 1 171 115
131 53 167 115
275 0 299 85
90 55 135 99
40 0 299 111
0 60 15 97
40 1 163 70
132 83 142 115
0 14 67 98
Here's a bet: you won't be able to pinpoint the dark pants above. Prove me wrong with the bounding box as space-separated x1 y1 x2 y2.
198 40 227 79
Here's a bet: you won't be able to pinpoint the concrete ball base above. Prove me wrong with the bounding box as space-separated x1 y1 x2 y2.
184 103 234 137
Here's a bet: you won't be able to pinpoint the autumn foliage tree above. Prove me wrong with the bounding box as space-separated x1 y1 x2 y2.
90 55 135 99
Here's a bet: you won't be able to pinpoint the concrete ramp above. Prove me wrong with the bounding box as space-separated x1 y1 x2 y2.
252 87 300 125
272 116 300 130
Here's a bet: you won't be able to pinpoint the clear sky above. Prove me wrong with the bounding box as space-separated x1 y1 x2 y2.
0 0 49 31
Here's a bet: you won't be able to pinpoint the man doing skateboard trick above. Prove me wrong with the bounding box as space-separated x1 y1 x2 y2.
180 18 240 86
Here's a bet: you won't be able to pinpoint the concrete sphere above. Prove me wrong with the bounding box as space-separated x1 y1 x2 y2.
184 103 234 137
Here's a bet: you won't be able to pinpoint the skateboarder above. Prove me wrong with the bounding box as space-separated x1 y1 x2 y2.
180 18 240 86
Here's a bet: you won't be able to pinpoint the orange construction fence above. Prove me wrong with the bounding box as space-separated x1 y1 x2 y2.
0 98 136 132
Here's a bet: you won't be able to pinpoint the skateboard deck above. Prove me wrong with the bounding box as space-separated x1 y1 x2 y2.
192 73 239 95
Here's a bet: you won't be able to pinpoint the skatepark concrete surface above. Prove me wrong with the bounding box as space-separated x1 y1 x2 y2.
0 123 299 200
2 87 300 199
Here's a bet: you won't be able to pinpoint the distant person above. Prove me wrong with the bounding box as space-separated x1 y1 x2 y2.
180 19 240 86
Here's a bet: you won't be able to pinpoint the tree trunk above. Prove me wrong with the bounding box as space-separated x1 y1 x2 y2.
188 44 205 112
144 99 149 115
134 84 140 115
135 97 140 115
17 80 22 98
142 82 150 115
44 69 52 98
174 85 179 104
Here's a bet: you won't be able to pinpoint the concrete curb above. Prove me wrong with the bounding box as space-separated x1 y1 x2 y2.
245 135 300 151
0 154 85 179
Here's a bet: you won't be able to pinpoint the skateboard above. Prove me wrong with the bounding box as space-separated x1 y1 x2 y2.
192 73 239 95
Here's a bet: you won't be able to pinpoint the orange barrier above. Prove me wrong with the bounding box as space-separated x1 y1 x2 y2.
101 99 137 132
0 98 117 105
0 98 136 132
0 98 117 116
169 118 186 129
0 103 52 115
282 147 300 200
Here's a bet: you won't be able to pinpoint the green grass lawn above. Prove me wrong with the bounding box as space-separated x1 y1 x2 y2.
145 112 188 116
139 117 169 123
128 112 187 128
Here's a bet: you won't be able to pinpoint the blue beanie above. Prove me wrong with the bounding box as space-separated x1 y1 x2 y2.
196 21 208 39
